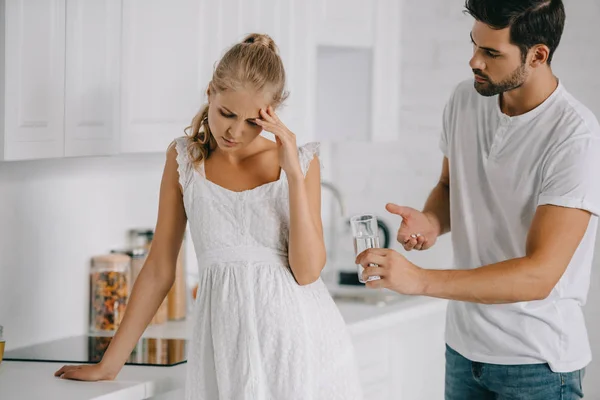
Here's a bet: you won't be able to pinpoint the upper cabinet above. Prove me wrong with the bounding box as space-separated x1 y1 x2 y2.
120 0 316 153
371 0 402 142
120 0 207 154
230 0 316 144
2 0 66 161
1 0 121 161
316 0 375 48
65 0 121 157
1 0 398 161
315 0 401 142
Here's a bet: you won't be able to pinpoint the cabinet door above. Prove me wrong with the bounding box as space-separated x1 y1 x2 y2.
120 0 206 153
204 0 316 145
389 300 448 400
362 382 390 400
313 0 401 143
282 0 317 145
3 0 66 160
353 329 391 399
65 0 121 157
370 0 401 142
316 0 375 48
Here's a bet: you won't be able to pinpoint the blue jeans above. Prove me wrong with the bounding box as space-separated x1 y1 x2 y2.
445 345 585 400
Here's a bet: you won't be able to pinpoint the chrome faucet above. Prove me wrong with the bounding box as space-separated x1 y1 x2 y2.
320 180 346 283
320 180 346 218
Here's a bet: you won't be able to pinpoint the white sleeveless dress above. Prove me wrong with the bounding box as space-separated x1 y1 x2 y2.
174 138 363 400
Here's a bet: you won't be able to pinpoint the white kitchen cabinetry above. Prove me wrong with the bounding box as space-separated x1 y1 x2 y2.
387 305 447 399
120 0 208 154
2 0 66 161
2 0 121 160
65 0 121 157
2 0 393 161
232 0 316 144
316 0 375 48
315 0 401 142
352 298 447 400
120 0 316 154
354 329 391 399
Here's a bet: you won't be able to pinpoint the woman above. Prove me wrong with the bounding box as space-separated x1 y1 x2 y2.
55 33 362 399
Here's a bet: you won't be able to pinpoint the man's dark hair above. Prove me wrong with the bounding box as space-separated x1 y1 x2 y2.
464 0 565 65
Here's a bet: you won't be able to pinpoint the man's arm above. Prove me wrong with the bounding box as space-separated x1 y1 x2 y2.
420 204 591 303
392 157 451 251
422 157 451 237
359 204 592 303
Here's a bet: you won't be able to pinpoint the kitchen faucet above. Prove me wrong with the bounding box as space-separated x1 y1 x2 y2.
320 180 346 283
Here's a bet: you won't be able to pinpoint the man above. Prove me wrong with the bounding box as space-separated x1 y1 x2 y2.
357 1 600 398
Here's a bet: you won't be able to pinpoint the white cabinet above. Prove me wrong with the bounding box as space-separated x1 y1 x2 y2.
370 0 402 142
2 0 395 161
387 304 447 400
351 299 447 400
2 0 120 160
353 329 391 400
65 0 121 157
316 0 375 48
120 0 208 154
2 0 66 161
233 0 316 144
315 0 401 143
120 0 316 154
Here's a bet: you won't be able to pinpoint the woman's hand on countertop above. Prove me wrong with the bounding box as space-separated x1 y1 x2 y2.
54 362 117 382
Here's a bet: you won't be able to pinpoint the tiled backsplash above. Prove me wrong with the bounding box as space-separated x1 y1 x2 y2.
0 0 598 394
327 0 600 396
0 154 165 350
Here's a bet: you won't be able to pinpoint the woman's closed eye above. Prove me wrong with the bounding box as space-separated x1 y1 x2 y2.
219 110 259 126
219 109 235 119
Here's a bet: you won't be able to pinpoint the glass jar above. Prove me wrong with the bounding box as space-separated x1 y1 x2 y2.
129 229 171 323
0 325 5 364
111 247 168 325
90 254 131 332
112 248 145 283
129 229 154 252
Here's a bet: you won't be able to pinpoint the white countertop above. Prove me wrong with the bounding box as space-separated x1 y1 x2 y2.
0 361 185 400
0 292 446 400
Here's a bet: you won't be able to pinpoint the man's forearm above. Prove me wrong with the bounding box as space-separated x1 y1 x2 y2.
419 257 552 304
422 182 451 237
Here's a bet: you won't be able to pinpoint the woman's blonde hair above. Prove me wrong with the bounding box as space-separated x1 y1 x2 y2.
184 33 288 165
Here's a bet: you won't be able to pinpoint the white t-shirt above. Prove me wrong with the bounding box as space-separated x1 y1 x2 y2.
441 79 600 373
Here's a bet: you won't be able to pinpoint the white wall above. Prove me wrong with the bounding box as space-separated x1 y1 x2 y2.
0 0 598 393
0 154 165 350
327 0 600 393
316 47 374 142
557 2 600 391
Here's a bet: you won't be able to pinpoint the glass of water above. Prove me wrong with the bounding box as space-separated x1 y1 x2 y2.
350 214 381 284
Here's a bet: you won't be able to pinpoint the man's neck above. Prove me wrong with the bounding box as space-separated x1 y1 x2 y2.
500 69 559 117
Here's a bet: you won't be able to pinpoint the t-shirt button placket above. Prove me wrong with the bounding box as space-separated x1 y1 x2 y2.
491 118 510 156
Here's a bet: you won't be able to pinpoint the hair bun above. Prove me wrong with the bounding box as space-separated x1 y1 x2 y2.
242 33 278 54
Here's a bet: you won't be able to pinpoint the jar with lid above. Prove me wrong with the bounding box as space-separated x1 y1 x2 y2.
111 247 168 325
90 254 131 332
129 229 154 252
0 325 5 364
111 248 145 283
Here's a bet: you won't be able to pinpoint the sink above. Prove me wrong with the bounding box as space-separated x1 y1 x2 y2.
148 388 185 400
327 283 407 307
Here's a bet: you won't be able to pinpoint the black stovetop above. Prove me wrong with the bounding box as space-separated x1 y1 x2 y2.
4 335 188 367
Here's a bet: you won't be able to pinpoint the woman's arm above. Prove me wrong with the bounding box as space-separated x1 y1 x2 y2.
287 156 327 285
55 144 188 381
254 107 326 286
